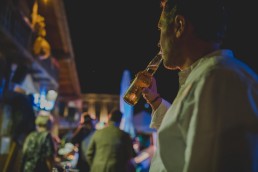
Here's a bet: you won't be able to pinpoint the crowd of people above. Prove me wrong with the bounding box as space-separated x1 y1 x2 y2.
19 108 152 172
1 91 152 172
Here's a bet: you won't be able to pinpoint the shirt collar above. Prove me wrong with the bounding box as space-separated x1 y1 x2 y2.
178 49 234 86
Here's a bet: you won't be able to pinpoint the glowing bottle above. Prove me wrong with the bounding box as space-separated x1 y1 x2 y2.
123 52 162 106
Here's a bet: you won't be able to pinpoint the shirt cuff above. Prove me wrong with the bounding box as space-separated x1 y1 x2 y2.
150 99 171 129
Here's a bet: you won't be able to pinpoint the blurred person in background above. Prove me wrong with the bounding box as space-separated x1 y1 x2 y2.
69 112 95 172
20 113 55 172
86 109 135 172
1 87 36 172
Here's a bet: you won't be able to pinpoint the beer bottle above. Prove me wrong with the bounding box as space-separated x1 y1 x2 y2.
123 51 162 106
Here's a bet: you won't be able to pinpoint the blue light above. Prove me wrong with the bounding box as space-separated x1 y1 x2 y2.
32 91 56 111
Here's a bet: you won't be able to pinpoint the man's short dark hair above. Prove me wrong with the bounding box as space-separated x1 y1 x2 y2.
110 109 123 123
163 0 228 43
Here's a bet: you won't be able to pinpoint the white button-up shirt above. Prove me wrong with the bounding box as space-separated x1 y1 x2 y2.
150 49 258 172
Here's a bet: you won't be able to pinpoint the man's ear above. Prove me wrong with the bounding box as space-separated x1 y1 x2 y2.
175 15 185 38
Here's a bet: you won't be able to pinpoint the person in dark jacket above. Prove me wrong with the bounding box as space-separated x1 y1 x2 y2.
70 112 95 172
86 109 134 172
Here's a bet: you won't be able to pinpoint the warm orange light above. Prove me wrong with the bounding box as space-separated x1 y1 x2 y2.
41 0 49 4
33 36 51 59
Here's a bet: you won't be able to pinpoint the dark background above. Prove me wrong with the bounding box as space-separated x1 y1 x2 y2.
63 0 258 104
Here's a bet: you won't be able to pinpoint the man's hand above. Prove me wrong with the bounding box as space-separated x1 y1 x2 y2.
142 77 162 110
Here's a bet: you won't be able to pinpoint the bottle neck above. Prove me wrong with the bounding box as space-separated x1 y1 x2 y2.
145 53 163 76
146 66 158 76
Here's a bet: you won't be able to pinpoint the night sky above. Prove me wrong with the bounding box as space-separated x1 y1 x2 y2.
63 0 258 103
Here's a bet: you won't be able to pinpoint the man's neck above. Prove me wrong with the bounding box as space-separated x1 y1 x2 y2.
180 40 221 70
